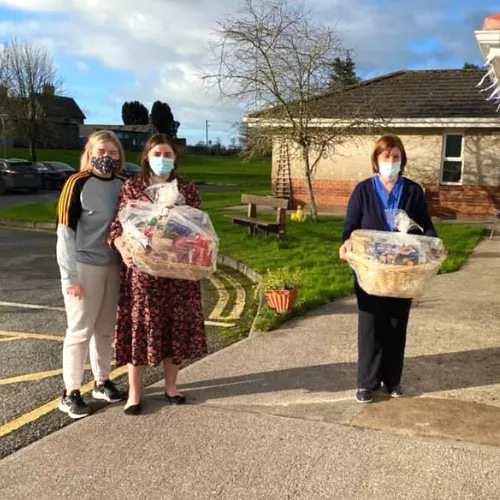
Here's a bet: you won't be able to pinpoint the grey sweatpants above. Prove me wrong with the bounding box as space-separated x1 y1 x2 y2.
62 262 120 392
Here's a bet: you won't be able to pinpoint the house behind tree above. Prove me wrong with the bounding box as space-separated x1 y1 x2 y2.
0 84 86 150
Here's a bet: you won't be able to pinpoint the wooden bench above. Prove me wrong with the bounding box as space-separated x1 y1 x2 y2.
227 194 289 238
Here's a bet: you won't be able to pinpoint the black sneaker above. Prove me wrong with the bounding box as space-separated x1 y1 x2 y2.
355 389 373 403
387 385 403 398
92 380 125 403
58 390 92 419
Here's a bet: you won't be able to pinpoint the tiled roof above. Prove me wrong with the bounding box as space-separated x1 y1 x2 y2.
37 94 86 121
252 69 500 120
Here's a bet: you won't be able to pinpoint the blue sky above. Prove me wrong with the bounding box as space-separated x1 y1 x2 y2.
0 0 498 145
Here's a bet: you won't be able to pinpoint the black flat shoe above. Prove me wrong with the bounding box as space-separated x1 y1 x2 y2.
124 403 142 415
164 393 186 405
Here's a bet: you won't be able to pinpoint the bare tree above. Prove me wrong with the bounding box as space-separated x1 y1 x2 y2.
205 0 383 219
0 39 63 162
238 120 272 156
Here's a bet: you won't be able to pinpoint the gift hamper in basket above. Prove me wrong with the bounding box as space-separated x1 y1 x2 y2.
119 180 218 281
345 210 446 298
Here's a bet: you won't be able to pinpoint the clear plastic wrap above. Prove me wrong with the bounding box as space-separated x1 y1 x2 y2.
345 210 446 298
119 180 218 280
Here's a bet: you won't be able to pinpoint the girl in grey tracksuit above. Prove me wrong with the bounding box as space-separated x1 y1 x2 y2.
56 130 126 419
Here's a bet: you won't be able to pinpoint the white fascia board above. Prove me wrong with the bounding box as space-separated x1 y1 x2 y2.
245 117 500 128
475 30 500 61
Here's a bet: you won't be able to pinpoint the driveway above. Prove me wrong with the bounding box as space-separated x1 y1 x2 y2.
0 191 60 209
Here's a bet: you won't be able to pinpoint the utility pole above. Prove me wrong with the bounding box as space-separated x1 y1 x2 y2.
148 113 154 138
0 114 7 159
205 120 209 148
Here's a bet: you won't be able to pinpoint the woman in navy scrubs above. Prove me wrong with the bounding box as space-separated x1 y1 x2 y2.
339 135 438 403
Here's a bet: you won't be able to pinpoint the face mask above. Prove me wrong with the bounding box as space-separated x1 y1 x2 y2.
91 156 119 175
378 161 401 180
150 157 175 177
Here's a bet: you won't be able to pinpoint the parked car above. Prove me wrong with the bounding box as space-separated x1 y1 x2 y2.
0 158 42 194
36 161 75 190
123 162 142 179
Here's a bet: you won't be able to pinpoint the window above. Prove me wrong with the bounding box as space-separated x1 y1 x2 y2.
441 133 464 184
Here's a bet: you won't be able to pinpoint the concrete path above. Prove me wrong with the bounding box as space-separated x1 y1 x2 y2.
1 237 500 499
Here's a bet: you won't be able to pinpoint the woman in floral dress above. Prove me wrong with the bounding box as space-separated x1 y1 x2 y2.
108 134 207 414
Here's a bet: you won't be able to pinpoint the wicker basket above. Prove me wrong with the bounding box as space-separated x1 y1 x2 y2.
135 251 215 281
345 251 444 298
345 229 446 298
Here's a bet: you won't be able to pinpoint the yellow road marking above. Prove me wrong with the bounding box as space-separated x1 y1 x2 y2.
217 270 246 320
208 273 230 320
0 336 22 343
0 330 63 342
0 365 128 438
0 365 91 386
205 320 236 328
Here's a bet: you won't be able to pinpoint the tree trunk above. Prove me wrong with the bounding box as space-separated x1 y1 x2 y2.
301 146 318 221
29 140 37 163
29 121 38 163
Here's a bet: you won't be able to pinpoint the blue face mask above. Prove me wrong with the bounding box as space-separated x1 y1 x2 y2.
378 161 401 180
150 157 175 177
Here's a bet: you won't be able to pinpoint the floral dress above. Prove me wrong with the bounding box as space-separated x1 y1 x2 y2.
108 175 207 367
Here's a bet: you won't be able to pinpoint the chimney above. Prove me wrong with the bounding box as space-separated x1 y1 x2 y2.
482 13 500 30
42 83 55 96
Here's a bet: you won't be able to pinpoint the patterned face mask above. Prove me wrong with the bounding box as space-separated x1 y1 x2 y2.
90 155 120 175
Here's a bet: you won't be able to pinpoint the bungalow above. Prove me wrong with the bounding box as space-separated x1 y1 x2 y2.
256 69 500 219
79 124 187 152
79 124 154 151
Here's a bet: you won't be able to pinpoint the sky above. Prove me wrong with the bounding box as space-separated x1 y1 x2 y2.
0 0 498 145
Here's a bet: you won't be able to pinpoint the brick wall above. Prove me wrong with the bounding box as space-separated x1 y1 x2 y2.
284 178 500 219
285 178 356 211
424 184 500 219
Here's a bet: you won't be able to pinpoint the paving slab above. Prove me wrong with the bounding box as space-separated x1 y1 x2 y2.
353 397 500 446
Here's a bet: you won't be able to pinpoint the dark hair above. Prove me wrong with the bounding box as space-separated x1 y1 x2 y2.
371 135 408 175
140 133 179 184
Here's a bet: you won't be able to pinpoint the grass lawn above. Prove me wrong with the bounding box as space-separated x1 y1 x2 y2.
212 213 485 330
4 148 271 188
0 149 486 330
0 202 57 223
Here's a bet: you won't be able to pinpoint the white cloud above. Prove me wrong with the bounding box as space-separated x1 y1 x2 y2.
0 0 490 142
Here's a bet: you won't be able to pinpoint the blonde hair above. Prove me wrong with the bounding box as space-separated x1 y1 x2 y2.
80 130 125 173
